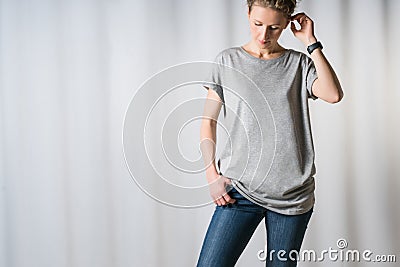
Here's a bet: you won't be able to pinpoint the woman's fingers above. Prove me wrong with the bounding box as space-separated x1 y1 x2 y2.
291 13 313 27
215 195 226 206
209 175 236 206
291 14 302 23
290 12 315 45
224 193 236 204
214 192 236 206
290 21 298 33
291 12 306 22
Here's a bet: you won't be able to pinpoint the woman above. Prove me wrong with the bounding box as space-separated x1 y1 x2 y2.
197 0 343 266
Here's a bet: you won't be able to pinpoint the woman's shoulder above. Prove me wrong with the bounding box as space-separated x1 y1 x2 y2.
285 49 315 68
214 46 241 59
286 48 308 58
208 47 241 65
287 48 314 61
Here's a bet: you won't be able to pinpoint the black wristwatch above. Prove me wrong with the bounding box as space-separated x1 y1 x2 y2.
307 41 323 55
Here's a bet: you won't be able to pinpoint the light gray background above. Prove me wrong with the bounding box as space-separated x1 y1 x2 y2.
1 0 399 266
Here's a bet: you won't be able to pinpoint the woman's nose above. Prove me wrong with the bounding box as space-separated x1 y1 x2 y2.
262 28 269 39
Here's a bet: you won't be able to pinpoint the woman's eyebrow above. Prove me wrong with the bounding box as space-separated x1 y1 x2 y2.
253 19 281 25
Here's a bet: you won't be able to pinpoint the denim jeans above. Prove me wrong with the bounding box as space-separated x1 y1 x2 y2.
197 187 313 267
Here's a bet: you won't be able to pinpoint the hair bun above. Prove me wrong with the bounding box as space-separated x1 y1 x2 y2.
247 0 299 17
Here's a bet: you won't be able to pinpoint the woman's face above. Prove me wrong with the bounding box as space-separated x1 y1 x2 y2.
248 5 289 50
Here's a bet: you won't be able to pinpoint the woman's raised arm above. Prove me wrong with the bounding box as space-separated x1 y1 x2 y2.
291 13 344 103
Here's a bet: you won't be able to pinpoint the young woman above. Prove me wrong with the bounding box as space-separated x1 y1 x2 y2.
198 0 343 266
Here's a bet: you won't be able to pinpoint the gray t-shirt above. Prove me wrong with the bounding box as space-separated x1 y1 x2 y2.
203 46 318 215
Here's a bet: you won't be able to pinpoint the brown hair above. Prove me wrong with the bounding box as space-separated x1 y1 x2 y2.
247 0 298 17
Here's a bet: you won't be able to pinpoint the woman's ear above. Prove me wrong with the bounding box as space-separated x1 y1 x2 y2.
284 19 290 29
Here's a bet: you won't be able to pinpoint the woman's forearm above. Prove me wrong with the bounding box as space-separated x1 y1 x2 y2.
200 121 219 182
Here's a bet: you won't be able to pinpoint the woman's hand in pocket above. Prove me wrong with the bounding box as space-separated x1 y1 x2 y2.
207 175 236 206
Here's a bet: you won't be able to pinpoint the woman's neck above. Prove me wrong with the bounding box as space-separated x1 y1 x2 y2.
243 42 286 60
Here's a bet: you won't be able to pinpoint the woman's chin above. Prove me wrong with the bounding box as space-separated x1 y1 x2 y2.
259 43 271 50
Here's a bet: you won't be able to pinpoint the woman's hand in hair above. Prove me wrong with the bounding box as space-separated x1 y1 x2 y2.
290 13 317 46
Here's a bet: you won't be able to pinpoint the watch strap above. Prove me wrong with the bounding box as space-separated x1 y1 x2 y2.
307 41 323 55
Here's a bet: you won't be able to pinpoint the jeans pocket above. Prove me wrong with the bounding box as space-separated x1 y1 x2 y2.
228 187 247 201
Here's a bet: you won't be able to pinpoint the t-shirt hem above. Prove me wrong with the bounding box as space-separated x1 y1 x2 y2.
232 183 315 216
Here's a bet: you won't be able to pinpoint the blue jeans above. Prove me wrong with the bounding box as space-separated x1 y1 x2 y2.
197 187 313 267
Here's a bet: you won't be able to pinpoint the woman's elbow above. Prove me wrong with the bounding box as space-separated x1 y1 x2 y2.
324 84 344 104
330 88 344 104
314 81 344 104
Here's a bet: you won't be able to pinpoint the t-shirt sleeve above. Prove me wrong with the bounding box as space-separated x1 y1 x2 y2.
304 55 319 100
202 53 225 104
